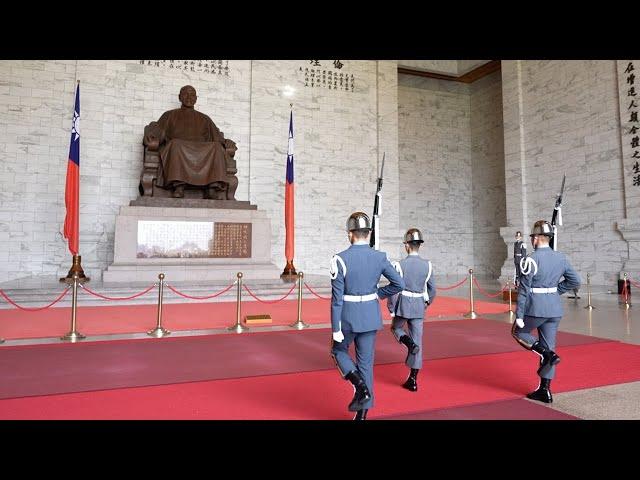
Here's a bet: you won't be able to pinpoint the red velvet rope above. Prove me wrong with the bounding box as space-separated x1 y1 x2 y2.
304 282 331 300
166 282 236 300
473 277 508 298
437 277 468 291
0 288 70 311
80 284 156 301
242 283 297 304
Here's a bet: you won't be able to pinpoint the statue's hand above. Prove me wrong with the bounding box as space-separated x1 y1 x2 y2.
144 122 165 150
223 139 237 150
145 137 160 150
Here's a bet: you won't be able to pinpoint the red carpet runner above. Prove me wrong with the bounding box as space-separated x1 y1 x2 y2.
0 319 610 399
0 341 638 419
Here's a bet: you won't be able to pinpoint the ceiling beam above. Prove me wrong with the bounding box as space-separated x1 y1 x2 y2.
398 60 501 84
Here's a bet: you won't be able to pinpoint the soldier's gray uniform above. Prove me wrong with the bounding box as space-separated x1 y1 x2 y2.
512 245 580 379
387 254 436 369
330 242 404 411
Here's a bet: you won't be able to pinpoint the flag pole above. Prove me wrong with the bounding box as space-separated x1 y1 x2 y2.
60 79 89 284
281 103 297 280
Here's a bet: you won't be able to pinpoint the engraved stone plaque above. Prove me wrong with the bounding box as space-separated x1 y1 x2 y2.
210 222 252 258
136 220 251 259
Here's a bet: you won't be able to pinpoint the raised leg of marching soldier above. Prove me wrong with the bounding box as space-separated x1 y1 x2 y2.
331 330 377 414
391 316 422 391
511 316 561 402
512 220 580 404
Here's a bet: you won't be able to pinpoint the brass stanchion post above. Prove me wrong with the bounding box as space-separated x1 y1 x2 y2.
508 278 514 318
463 268 477 319
148 273 170 337
584 273 595 310
289 272 310 329
61 272 85 342
623 273 632 309
228 272 249 333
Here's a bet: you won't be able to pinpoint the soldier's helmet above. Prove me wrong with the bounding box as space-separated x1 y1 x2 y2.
403 228 424 244
529 220 553 237
346 212 371 232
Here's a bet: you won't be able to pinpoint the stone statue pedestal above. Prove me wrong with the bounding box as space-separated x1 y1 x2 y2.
103 199 280 285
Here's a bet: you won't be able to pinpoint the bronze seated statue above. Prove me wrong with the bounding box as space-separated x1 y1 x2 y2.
139 85 239 200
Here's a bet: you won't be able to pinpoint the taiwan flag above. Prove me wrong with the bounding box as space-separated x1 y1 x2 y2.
63 82 80 255
285 110 295 263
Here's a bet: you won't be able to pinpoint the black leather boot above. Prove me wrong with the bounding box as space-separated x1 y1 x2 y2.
400 335 420 355
345 370 371 411
531 341 560 374
402 368 419 392
353 409 368 420
527 377 553 403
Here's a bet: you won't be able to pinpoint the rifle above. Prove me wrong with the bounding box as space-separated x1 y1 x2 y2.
370 153 385 250
549 173 566 251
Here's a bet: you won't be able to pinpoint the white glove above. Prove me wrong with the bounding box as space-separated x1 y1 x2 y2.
333 330 345 342
515 318 525 328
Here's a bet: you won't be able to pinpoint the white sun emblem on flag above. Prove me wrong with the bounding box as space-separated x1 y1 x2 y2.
71 111 80 141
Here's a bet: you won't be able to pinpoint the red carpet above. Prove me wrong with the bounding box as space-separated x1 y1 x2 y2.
0 341 637 419
0 319 609 400
379 398 578 420
0 296 508 340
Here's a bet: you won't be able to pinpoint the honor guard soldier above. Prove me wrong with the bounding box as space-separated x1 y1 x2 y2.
512 220 580 403
514 230 527 287
330 212 405 420
387 228 436 392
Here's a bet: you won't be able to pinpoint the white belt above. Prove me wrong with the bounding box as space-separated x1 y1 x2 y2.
343 293 378 302
531 287 557 293
401 290 424 298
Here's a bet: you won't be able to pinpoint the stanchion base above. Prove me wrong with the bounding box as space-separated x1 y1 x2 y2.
227 323 249 333
584 305 595 310
147 326 171 338
623 303 632 309
289 320 310 330
508 310 515 317
60 331 86 342
463 311 478 319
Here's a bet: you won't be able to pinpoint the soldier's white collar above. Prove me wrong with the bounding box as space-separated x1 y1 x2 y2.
537 245 550 249
408 252 420 256
353 240 369 245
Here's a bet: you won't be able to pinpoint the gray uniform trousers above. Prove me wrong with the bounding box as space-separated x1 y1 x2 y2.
512 316 560 380
331 329 377 410
391 317 423 369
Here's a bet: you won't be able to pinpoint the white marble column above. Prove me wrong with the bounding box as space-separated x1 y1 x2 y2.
498 61 529 283
615 60 640 277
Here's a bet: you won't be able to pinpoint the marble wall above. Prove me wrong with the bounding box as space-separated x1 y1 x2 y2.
0 60 401 282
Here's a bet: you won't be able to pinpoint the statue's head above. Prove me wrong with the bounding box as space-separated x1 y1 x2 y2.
179 85 197 108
